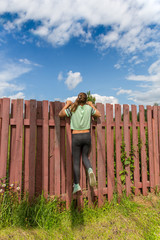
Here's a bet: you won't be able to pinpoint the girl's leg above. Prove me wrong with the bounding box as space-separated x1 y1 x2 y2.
72 134 81 184
81 133 96 187
81 133 92 170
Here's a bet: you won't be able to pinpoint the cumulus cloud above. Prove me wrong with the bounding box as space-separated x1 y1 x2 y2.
0 0 160 54
116 59 160 105
66 93 118 105
65 71 82 90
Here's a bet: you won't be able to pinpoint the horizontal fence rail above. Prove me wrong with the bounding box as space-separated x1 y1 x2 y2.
0 98 160 207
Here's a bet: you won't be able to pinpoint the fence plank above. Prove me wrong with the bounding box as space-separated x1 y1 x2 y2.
97 103 106 206
123 104 131 196
0 99 2 160
60 102 66 195
115 104 122 197
152 106 159 187
88 124 96 205
35 101 43 196
106 104 114 201
131 105 140 195
139 105 147 195
78 155 84 208
42 100 49 198
9 100 17 187
54 102 61 197
28 100 36 199
66 117 72 208
49 102 55 195
158 106 160 187
14 99 23 196
147 106 154 192
24 100 30 194
0 98 10 183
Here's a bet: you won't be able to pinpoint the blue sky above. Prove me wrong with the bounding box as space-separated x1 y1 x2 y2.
0 0 160 106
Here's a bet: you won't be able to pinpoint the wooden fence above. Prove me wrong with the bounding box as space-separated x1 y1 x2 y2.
0 98 160 208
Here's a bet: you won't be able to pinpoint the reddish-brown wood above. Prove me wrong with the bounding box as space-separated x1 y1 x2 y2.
152 106 159 187
123 105 131 196
115 104 122 196
0 98 160 206
131 105 140 195
35 101 42 196
9 100 17 187
14 99 23 196
147 105 154 192
42 100 49 198
139 105 147 195
0 99 2 159
0 98 10 183
54 101 61 197
78 155 84 208
49 102 55 195
28 100 36 199
65 116 72 208
24 100 30 194
106 104 114 201
60 102 66 195
97 103 106 206
88 124 96 205
158 106 160 187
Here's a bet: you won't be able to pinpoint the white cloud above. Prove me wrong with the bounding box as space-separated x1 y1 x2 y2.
66 93 118 105
0 58 39 98
116 59 160 105
0 0 160 54
114 63 121 69
0 63 31 82
8 92 25 99
19 58 41 67
116 89 132 95
58 72 63 81
65 71 82 90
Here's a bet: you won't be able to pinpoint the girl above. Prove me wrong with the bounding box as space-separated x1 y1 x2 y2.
59 92 101 194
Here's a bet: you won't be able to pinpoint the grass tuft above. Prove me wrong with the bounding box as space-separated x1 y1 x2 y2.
0 188 160 239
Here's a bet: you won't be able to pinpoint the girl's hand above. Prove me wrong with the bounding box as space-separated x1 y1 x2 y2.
66 100 73 106
86 101 93 106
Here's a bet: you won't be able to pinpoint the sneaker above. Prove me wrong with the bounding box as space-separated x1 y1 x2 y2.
73 183 81 194
88 168 96 187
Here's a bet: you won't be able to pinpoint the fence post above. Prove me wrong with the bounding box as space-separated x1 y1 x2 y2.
139 105 147 195
131 105 140 195
152 106 159 188
106 104 114 201
96 103 106 206
66 116 72 208
115 104 123 198
123 104 131 196
42 100 49 198
0 98 10 183
147 106 154 192
54 102 61 197
60 102 66 195
35 101 43 196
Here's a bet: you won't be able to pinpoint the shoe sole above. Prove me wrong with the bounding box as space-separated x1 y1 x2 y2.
89 172 96 187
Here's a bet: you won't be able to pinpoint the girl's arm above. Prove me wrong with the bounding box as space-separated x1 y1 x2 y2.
86 101 101 117
59 100 72 118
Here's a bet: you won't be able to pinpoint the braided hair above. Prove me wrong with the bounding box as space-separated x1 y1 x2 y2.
70 92 87 112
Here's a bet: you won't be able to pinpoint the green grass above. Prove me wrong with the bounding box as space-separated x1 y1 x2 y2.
0 190 160 240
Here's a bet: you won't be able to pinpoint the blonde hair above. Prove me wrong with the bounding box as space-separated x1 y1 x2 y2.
70 92 87 112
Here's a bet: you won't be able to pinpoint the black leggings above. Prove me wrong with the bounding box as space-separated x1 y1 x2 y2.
72 132 92 184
